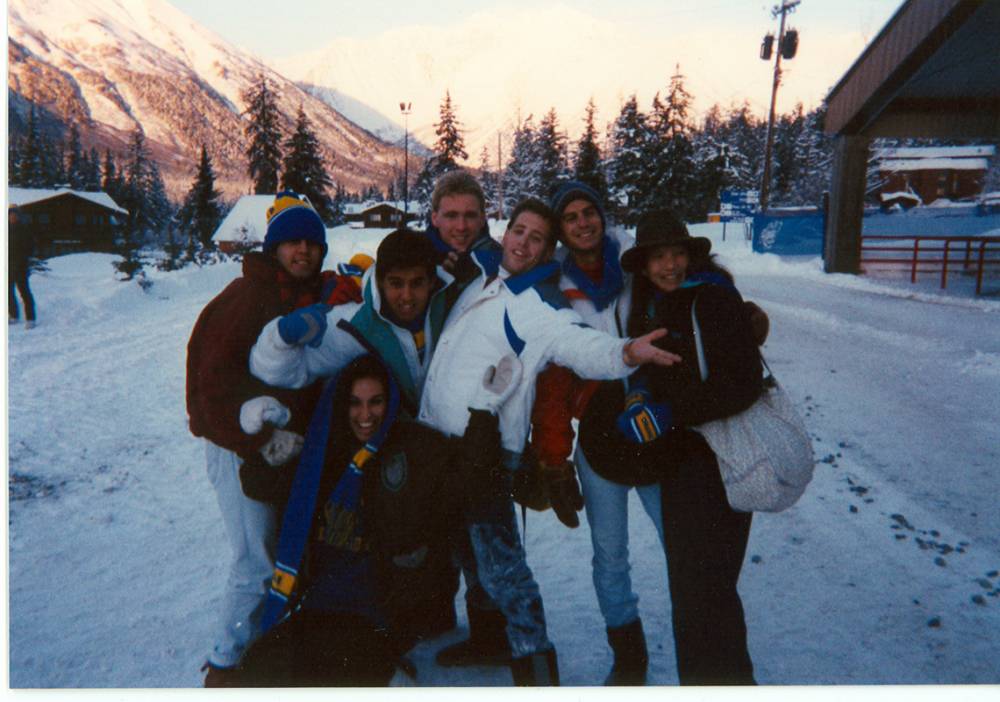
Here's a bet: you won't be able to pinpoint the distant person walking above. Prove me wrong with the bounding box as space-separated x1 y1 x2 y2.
8 207 37 329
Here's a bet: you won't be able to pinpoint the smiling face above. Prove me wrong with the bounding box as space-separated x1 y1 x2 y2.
274 239 324 279
642 244 690 293
501 211 554 276
559 198 604 259
379 265 433 325
348 376 387 443
431 193 486 253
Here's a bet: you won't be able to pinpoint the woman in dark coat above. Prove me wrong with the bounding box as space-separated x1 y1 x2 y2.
234 354 463 686
579 209 762 685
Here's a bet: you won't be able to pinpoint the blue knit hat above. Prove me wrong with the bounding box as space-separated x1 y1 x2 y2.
263 191 328 256
549 180 607 236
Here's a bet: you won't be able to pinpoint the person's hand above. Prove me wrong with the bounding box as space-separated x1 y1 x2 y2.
469 354 523 413
542 461 584 528
277 303 329 347
623 329 682 367
615 390 672 444
240 396 291 434
259 428 304 467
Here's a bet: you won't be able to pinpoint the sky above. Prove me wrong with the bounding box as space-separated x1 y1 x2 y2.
170 0 902 65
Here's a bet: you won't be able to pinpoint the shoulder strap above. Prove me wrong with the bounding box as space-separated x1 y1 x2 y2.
692 292 774 385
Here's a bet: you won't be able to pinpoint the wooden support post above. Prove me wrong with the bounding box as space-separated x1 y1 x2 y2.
824 135 869 274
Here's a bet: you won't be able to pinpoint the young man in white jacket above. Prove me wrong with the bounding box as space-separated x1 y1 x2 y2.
414 197 678 684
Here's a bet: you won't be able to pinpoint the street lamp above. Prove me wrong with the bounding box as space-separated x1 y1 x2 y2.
399 101 412 218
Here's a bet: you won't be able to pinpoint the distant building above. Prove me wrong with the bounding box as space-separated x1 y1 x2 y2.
211 195 274 253
875 145 995 205
344 201 419 229
7 188 128 258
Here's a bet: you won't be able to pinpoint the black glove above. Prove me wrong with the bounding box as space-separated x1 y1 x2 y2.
461 408 509 519
542 462 584 528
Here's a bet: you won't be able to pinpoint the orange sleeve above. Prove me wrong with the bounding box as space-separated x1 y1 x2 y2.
530 363 579 466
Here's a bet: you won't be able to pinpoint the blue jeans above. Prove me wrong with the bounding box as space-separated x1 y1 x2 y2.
576 447 665 629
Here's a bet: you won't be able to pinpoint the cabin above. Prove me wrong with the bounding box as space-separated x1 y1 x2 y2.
344 201 419 229
874 145 994 205
7 188 128 258
211 195 275 253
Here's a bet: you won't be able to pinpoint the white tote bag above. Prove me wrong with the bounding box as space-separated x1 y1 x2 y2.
690 300 814 512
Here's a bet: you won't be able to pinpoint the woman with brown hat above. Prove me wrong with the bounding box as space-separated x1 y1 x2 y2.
577 208 763 685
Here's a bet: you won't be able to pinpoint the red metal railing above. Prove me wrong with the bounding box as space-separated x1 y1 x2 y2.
859 235 1000 295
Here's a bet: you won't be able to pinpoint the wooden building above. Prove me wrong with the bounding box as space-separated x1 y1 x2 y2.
823 0 1000 273
344 201 419 229
7 188 128 258
875 145 995 205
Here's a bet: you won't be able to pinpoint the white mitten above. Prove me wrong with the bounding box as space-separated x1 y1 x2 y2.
259 429 304 467
240 396 292 435
468 354 523 413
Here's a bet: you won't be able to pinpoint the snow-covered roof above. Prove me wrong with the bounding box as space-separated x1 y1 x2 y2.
877 145 996 160
880 191 921 202
879 157 989 172
7 187 128 215
343 200 420 215
212 195 275 243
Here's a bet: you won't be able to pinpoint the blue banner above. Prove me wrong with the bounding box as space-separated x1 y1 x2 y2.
752 211 826 255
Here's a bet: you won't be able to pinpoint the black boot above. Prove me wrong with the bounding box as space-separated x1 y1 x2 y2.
435 605 511 667
510 647 559 686
604 619 648 686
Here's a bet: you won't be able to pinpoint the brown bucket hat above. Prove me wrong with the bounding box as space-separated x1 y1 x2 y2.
620 209 711 273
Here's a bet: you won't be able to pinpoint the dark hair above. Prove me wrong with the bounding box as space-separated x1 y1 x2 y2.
507 197 559 249
626 254 734 338
331 355 391 440
431 170 486 214
375 227 438 283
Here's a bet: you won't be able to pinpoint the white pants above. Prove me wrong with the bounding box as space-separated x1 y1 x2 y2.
204 441 277 668
576 447 665 629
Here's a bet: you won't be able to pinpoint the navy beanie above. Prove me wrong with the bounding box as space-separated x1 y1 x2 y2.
263 191 328 256
549 180 607 235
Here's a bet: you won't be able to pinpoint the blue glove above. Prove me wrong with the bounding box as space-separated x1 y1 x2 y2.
277 303 329 347
615 390 672 444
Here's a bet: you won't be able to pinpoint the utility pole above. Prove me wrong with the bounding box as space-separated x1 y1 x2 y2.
759 0 800 211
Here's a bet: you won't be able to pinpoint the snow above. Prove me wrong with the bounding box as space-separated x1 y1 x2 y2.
6 224 1000 694
879 158 989 172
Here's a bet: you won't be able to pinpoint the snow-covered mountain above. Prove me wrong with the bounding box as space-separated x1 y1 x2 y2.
273 4 878 167
7 0 406 199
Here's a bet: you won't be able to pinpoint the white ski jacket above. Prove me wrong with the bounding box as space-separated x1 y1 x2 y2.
416 253 633 457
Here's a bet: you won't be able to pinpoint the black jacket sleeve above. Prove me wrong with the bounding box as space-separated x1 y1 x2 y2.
650 284 763 427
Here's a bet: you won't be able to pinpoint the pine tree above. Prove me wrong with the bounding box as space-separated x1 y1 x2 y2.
179 145 224 257
280 105 333 221
115 128 172 280
503 115 543 212
606 95 653 225
771 103 806 205
433 90 468 171
83 148 102 191
479 145 499 218
646 66 698 218
242 74 283 194
66 123 86 190
103 149 125 203
19 104 47 188
536 108 569 199
574 98 607 198
330 182 348 225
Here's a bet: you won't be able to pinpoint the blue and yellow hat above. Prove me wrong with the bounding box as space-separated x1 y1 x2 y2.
264 191 328 256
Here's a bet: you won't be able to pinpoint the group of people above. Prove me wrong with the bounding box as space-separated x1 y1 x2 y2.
186 170 769 687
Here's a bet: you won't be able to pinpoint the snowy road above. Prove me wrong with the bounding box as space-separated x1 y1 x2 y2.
7 238 1000 688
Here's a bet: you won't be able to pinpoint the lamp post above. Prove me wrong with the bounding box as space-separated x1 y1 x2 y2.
399 101 412 218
